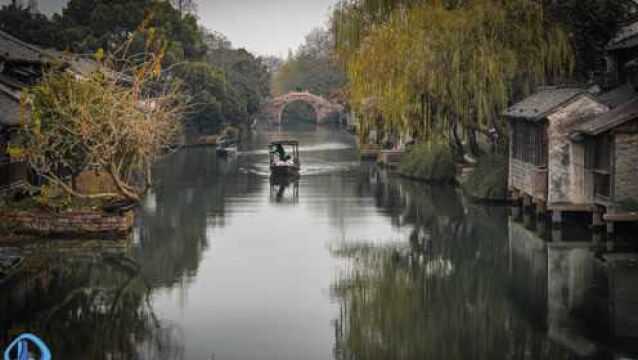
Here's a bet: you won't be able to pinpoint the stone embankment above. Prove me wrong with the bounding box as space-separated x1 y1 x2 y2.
0 210 133 238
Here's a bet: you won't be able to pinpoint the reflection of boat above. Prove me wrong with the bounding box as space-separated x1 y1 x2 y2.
269 140 300 176
269 174 299 203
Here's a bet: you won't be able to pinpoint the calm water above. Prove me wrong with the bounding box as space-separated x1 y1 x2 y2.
1 124 637 359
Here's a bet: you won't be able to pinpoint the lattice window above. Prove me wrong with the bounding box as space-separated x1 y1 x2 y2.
511 120 547 166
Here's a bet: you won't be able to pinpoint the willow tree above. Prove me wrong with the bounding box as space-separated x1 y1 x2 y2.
333 0 573 154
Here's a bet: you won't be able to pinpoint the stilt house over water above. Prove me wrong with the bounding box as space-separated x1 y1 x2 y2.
506 17 638 228
569 98 638 220
504 87 608 213
565 19 638 224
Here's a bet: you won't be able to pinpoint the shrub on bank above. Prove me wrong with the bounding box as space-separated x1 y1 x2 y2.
462 155 508 201
398 144 456 182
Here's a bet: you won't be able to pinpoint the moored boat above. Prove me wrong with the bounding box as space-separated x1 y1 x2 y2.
216 144 237 157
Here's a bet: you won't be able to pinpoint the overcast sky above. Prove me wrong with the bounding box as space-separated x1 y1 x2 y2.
3 0 337 57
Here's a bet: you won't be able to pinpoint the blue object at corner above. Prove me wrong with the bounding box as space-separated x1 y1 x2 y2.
3 333 51 360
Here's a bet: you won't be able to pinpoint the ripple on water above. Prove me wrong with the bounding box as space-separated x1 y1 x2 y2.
237 142 353 156
238 161 360 177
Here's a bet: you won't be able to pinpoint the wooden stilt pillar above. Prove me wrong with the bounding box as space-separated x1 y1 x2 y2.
552 210 562 226
536 217 548 236
511 205 522 220
551 228 562 242
523 212 534 229
592 210 604 229
523 195 533 209
535 201 547 222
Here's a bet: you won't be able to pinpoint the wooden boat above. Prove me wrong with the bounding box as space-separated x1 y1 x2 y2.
269 140 300 176
216 140 237 157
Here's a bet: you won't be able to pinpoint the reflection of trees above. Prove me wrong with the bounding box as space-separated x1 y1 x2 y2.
0 244 182 359
133 148 264 288
331 177 572 359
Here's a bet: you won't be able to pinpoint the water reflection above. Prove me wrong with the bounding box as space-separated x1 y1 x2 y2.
269 175 299 204
331 168 638 359
0 241 183 359
331 175 572 359
133 147 265 288
0 124 636 359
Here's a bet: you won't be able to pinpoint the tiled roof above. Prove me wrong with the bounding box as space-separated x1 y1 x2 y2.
608 19 638 51
571 97 638 136
0 30 51 64
0 82 21 126
0 30 98 74
503 87 585 121
597 85 638 109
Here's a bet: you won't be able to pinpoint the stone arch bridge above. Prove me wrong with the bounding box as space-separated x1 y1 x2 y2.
258 92 344 125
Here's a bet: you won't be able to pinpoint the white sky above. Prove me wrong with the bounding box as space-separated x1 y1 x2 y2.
3 0 337 57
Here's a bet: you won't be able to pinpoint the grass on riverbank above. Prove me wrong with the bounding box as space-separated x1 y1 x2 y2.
397 144 456 183
462 155 508 201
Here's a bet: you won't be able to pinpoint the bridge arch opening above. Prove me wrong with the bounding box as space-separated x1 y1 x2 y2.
258 91 344 125
279 100 318 124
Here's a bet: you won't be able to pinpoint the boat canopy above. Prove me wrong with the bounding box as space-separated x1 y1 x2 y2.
270 140 299 146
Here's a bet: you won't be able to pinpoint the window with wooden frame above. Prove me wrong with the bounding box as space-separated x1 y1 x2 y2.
593 134 612 199
511 120 547 166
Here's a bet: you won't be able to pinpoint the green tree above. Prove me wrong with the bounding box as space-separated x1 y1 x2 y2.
205 30 271 117
546 0 638 80
332 0 574 155
174 61 227 132
0 3 59 47
2 0 269 136
272 27 346 97
46 0 206 63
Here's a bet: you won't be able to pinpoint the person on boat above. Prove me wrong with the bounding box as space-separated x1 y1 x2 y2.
272 144 291 162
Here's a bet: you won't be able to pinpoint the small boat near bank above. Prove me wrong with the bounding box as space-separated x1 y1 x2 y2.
269 140 300 176
216 143 237 157
216 136 238 157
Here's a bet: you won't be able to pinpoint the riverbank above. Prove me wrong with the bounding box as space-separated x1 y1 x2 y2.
0 210 133 239
391 144 509 202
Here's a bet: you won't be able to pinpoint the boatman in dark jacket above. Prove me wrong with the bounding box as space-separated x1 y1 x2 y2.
272 144 291 161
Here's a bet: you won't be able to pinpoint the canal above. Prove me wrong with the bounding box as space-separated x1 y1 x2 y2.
1 123 637 359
